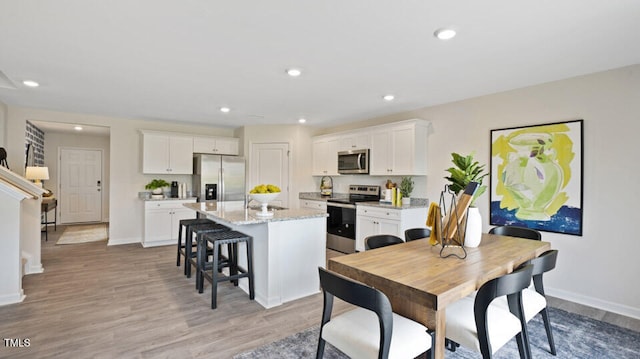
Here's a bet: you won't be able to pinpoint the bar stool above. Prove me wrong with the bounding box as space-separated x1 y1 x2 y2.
198 230 255 309
177 218 215 267
184 222 230 278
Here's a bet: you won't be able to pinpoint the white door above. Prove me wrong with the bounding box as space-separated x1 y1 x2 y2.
60 148 102 223
250 143 290 208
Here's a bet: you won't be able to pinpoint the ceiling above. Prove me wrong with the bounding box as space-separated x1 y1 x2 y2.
1 1 639 130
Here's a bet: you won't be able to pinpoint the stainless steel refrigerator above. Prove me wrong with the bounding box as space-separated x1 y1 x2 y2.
192 154 245 202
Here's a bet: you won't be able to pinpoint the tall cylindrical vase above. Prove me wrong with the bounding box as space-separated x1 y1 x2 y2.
464 207 482 248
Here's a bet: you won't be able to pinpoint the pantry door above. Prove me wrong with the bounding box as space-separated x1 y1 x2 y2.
249 143 290 208
59 148 103 223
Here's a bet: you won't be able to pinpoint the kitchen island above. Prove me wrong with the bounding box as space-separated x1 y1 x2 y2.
183 201 328 308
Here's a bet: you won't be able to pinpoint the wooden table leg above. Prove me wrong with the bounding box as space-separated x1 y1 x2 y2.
433 309 446 359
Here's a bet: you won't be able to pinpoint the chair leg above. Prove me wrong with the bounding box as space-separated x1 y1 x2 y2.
196 235 205 292
177 224 183 266
315 336 326 359
211 241 220 309
247 238 255 300
540 308 557 355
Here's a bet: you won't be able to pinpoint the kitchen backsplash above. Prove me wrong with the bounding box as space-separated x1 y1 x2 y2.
313 175 427 198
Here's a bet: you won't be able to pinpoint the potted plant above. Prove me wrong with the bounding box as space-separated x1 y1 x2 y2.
444 152 488 247
399 176 414 205
145 179 170 195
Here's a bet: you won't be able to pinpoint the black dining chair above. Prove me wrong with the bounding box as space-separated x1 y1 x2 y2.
445 264 534 359
316 267 434 359
489 225 541 241
494 249 559 355
404 228 431 242
365 234 404 250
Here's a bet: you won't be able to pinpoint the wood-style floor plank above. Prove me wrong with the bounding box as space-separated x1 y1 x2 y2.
0 225 349 358
1 225 638 358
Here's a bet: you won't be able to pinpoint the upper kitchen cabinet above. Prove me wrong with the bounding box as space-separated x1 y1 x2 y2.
141 131 193 174
338 131 371 152
312 135 339 176
370 119 428 176
193 136 239 155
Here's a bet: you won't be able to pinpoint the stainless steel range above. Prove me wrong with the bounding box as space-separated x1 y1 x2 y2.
326 185 380 253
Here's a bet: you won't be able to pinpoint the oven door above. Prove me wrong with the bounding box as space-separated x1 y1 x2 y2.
326 202 356 253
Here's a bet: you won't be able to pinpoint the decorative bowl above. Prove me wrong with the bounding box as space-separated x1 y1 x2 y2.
249 192 280 216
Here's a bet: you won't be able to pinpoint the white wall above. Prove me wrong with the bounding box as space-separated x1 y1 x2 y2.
43 132 111 223
0 101 7 149
4 106 234 245
323 64 640 319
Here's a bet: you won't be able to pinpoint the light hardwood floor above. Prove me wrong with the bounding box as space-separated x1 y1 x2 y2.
1 225 350 358
1 225 638 358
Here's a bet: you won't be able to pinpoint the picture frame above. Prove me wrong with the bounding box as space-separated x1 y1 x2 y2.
490 119 583 236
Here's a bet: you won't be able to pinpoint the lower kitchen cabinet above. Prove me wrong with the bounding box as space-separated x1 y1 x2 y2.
299 199 328 211
355 205 427 252
143 199 197 247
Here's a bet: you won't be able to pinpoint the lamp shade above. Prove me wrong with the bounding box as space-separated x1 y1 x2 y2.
25 166 49 181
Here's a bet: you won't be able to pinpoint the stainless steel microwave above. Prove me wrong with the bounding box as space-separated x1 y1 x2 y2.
338 149 369 174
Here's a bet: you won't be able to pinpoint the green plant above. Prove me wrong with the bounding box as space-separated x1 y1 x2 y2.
444 152 488 206
145 179 170 190
399 176 414 198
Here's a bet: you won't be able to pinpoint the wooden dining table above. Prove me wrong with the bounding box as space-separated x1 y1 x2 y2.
327 233 551 359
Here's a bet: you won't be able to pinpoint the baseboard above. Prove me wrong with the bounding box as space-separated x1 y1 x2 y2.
107 237 141 246
141 239 174 248
0 291 25 306
24 263 44 275
547 287 640 320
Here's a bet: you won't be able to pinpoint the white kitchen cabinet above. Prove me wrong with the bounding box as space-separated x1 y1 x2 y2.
312 135 339 176
338 131 371 152
143 199 197 247
142 131 193 174
193 136 239 155
300 199 328 211
369 119 428 176
355 205 427 252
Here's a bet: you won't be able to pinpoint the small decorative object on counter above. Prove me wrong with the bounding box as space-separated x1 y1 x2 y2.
249 184 281 217
400 176 414 206
145 179 170 198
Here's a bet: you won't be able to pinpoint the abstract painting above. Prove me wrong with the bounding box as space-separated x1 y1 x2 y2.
490 120 583 236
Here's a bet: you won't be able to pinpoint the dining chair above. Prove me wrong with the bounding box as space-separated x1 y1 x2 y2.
445 264 534 359
488 225 541 241
316 267 434 359
404 227 431 242
365 234 404 250
494 249 559 355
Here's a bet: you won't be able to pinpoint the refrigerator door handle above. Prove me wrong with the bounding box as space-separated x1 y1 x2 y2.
219 168 224 201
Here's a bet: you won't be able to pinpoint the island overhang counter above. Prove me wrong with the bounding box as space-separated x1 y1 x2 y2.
183 201 327 308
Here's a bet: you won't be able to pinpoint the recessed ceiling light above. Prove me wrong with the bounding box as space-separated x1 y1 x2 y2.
74 126 83 131
220 107 230 113
383 94 395 101
286 68 302 77
434 28 456 40
23 80 39 87
298 118 307 124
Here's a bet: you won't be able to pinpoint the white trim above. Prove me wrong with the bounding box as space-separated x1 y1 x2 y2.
107 237 141 246
547 287 640 320
0 291 25 306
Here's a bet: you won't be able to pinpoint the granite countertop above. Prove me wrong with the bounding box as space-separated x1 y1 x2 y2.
298 192 349 201
356 198 429 209
299 192 429 209
183 201 328 225
141 196 198 202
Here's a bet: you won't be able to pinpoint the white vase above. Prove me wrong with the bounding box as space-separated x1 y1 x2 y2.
402 197 411 206
464 207 482 247
151 188 163 195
